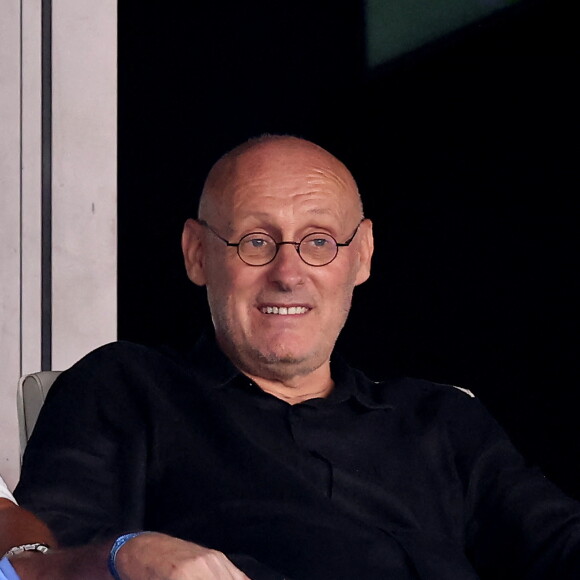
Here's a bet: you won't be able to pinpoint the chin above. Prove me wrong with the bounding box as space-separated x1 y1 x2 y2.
257 349 304 366
256 339 313 363
254 358 321 382
251 343 328 378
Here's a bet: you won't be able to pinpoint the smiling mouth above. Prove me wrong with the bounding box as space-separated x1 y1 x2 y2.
261 306 309 315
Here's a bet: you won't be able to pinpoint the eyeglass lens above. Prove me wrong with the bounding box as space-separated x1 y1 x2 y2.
238 232 338 266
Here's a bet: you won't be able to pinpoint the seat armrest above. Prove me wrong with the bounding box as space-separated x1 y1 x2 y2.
17 371 62 461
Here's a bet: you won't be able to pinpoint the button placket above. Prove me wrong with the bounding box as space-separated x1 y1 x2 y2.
287 404 334 497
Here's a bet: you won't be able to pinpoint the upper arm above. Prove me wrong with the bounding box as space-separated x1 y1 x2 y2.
14 345 149 546
446 392 580 577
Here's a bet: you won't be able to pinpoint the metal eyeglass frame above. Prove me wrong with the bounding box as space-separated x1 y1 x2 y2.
197 218 364 267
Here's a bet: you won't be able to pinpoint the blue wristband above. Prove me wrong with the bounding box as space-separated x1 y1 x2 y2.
108 532 148 580
0 557 21 580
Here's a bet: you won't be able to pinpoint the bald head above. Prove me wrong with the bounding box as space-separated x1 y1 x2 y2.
198 135 363 223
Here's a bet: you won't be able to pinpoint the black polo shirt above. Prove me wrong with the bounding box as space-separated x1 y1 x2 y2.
16 334 580 579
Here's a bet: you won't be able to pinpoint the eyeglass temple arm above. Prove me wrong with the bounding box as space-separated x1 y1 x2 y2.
337 218 365 247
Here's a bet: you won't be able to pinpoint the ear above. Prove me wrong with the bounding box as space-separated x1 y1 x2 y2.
354 218 374 286
182 219 207 286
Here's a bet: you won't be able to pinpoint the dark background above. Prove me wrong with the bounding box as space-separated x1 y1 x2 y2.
118 0 579 498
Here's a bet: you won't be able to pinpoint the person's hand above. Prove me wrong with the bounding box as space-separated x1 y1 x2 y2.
115 532 251 580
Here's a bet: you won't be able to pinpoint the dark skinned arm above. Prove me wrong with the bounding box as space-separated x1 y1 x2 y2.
0 498 56 556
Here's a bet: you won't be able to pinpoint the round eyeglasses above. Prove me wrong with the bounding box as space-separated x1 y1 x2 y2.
198 219 364 267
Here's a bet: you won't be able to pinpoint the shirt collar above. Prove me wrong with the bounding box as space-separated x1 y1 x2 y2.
187 330 393 411
328 352 394 410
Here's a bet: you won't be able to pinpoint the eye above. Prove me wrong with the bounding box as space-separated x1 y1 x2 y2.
249 238 267 248
302 233 335 248
239 233 274 252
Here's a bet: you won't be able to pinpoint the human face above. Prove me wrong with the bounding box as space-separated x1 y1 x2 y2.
183 138 373 382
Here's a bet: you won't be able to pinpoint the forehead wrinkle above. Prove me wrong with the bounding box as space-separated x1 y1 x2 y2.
235 165 358 206
232 207 338 227
231 165 349 192
217 192 360 241
307 166 352 189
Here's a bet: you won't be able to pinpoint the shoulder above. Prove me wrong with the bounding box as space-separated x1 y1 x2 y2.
26 341 195 461
354 369 478 410
45 340 191 414
66 339 180 368
353 370 505 440
55 340 187 382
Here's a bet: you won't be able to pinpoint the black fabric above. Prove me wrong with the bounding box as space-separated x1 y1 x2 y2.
15 333 580 579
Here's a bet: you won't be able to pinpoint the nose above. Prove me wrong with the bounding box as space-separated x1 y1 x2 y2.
266 242 306 290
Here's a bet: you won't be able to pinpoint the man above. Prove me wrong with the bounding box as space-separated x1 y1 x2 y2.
0 475 55 579
15 135 580 579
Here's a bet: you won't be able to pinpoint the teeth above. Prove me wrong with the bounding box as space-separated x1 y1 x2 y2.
262 306 308 315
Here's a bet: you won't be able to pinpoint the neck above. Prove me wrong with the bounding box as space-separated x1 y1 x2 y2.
246 364 335 404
